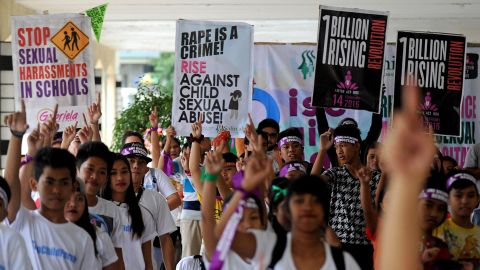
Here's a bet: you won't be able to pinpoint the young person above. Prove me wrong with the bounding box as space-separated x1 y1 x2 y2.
277 128 306 165
231 175 360 269
120 144 177 270
364 142 380 172
257 118 282 173
76 141 125 269
319 124 380 269
103 154 157 269
4 104 97 269
0 176 32 270
434 171 480 268
64 179 118 269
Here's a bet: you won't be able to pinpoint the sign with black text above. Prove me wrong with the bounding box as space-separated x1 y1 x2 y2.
172 20 254 138
312 6 389 113
394 31 466 136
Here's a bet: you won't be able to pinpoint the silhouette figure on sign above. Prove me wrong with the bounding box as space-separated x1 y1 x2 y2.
71 27 80 51
229 90 242 120
62 31 71 50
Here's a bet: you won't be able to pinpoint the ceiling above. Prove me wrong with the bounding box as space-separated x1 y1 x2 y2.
15 0 480 51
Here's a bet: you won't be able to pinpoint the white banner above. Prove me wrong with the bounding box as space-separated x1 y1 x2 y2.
253 44 479 168
172 20 254 138
11 14 95 130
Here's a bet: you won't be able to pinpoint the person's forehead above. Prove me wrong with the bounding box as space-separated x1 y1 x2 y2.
262 127 278 133
83 157 107 168
125 136 143 144
41 166 73 179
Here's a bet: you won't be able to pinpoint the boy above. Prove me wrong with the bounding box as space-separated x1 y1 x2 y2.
4 105 96 269
320 124 380 270
76 141 125 268
434 171 480 268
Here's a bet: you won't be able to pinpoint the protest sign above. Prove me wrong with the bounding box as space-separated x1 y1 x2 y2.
312 6 389 113
11 14 95 130
394 31 466 136
172 20 254 138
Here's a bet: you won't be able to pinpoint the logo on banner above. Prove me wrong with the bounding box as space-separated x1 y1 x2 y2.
337 70 359 90
466 53 478 79
51 21 89 60
298 50 315 80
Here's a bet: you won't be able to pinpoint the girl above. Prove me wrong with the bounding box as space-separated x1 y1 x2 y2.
102 154 156 270
64 179 118 270
232 175 359 269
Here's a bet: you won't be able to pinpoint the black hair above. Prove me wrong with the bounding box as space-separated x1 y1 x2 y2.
122 131 144 145
257 118 280 134
284 175 331 227
243 136 249 146
230 90 242 98
74 193 98 256
333 124 361 143
446 170 478 194
102 154 145 239
0 176 11 204
277 127 303 143
222 152 239 163
52 132 63 144
75 142 113 173
34 147 76 182
441 155 458 167
337 117 358 128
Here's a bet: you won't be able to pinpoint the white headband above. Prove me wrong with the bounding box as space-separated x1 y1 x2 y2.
419 188 448 204
334 136 359 145
278 136 303 148
244 197 259 209
446 173 478 191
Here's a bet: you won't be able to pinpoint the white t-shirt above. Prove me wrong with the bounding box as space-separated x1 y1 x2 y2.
144 168 177 198
139 189 177 237
8 207 97 269
95 227 118 269
0 223 33 270
116 202 157 270
251 230 361 270
88 197 124 248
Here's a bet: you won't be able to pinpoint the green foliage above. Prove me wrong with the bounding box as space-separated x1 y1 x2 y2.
150 52 175 96
111 82 172 151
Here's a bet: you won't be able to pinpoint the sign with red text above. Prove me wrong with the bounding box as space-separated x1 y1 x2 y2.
172 20 254 138
394 31 466 136
312 6 389 113
11 14 95 130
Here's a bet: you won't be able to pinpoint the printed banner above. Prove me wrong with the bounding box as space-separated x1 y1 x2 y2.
172 20 254 138
11 14 95 130
253 44 479 168
312 6 389 113
394 31 466 136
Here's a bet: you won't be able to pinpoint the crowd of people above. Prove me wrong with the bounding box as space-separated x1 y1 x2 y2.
1 88 480 270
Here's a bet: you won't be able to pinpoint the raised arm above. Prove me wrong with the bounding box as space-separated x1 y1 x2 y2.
148 107 160 167
88 92 102 142
357 167 378 235
157 126 176 171
311 128 333 176
189 114 204 197
378 86 435 270
4 101 28 222
61 121 78 149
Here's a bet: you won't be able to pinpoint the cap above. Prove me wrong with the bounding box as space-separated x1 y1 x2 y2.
120 142 152 163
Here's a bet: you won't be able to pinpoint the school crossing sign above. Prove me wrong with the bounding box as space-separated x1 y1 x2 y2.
50 21 89 60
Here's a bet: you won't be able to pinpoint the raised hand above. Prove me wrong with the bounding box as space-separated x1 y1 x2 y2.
204 150 225 175
381 86 435 181
319 128 334 151
149 106 158 128
191 113 203 138
39 104 58 146
27 123 44 156
242 151 273 192
166 125 176 138
356 166 372 185
61 121 78 149
244 113 258 145
4 100 28 135
87 92 102 124
78 113 93 144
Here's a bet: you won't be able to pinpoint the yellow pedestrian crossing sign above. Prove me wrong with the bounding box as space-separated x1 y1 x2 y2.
51 21 89 60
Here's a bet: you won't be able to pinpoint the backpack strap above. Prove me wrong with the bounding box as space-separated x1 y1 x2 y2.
268 232 287 269
331 246 345 270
